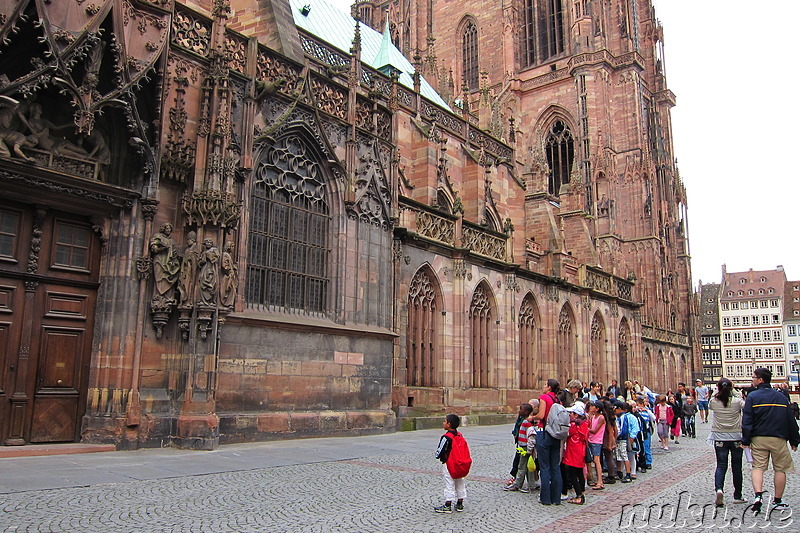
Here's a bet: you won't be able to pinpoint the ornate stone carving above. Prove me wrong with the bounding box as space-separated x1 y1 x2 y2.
453 259 466 279
172 8 211 56
462 225 506 261
415 211 455 245
136 255 152 280
181 190 241 228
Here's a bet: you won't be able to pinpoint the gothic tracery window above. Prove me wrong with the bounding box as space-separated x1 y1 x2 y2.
557 305 574 380
246 135 330 315
523 0 566 67
519 295 538 389
546 120 574 196
590 312 605 383
619 319 630 382
470 283 494 388
462 21 479 90
407 268 439 387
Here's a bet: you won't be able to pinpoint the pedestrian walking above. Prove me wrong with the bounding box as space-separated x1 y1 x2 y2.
709 377 746 507
695 379 711 423
683 396 698 438
742 368 800 514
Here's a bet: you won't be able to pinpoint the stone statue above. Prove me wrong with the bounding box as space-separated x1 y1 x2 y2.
149 223 180 298
220 241 238 308
0 130 37 161
23 103 89 158
177 231 200 308
198 237 220 306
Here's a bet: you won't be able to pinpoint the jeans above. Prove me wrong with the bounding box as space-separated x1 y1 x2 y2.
714 440 743 497
536 430 562 505
642 434 652 465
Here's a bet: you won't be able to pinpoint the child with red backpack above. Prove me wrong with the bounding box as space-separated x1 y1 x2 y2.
434 414 472 513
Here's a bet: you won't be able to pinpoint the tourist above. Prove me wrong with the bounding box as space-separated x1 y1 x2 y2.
587 382 603 402
562 402 589 504
683 396 698 439
614 401 639 483
667 394 682 444
742 368 800 514
506 403 530 487
587 400 606 489
654 395 673 451
695 379 711 423
607 380 623 400
533 379 562 505
505 403 536 492
709 377 745 507
434 414 469 513
602 400 619 484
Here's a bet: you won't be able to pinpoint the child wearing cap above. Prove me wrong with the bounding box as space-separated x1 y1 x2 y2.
562 402 589 504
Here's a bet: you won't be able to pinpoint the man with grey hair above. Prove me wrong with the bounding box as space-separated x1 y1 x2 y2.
558 380 583 407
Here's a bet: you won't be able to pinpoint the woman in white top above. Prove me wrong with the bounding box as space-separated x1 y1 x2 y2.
709 377 746 507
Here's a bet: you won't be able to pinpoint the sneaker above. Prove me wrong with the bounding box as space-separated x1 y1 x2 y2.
715 489 724 507
603 476 617 484
503 485 520 491
434 504 452 514
455 502 464 512
750 494 763 516
621 475 632 483
532 482 541 491
772 501 789 511
733 495 746 504
520 487 530 493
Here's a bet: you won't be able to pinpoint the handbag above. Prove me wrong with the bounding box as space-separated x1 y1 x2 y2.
584 444 593 464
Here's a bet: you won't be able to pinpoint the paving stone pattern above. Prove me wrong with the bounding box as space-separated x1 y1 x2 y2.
0 424 798 532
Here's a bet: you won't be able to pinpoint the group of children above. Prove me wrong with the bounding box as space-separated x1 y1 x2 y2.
433 378 691 513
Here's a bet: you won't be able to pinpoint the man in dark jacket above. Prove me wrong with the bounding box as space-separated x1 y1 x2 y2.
742 368 800 514
607 380 623 399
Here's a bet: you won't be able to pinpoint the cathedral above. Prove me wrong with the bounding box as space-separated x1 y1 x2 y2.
0 0 696 449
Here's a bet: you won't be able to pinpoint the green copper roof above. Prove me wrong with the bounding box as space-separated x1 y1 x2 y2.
290 0 451 110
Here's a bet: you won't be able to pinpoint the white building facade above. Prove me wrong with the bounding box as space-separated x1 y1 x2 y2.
719 267 787 387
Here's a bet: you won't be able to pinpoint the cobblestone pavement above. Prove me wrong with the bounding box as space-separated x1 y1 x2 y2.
1 422 799 532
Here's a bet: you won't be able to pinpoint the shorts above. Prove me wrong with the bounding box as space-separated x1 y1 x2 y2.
697 400 709 411
589 442 602 457
750 436 795 473
614 441 629 462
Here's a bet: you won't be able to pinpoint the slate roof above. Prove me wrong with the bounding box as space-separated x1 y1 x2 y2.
290 0 451 110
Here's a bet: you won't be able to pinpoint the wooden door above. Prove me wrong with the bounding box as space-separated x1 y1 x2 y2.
29 285 96 442
0 204 100 444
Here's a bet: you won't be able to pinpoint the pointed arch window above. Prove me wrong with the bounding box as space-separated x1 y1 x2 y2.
523 0 566 67
246 135 330 315
590 313 605 382
619 319 630 381
463 21 479 90
407 268 439 387
557 305 574 380
546 120 574 195
519 296 538 389
470 283 494 388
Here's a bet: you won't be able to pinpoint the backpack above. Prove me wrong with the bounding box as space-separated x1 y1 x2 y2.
617 414 629 440
545 402 570 440
445 432 472 479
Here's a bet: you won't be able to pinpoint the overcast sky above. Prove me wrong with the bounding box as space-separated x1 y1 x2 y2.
327 0 800 285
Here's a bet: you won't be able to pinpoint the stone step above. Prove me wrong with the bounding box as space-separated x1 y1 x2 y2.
0 443 116 459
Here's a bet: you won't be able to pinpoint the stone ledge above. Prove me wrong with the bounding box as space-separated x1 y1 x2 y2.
398 413 517 431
